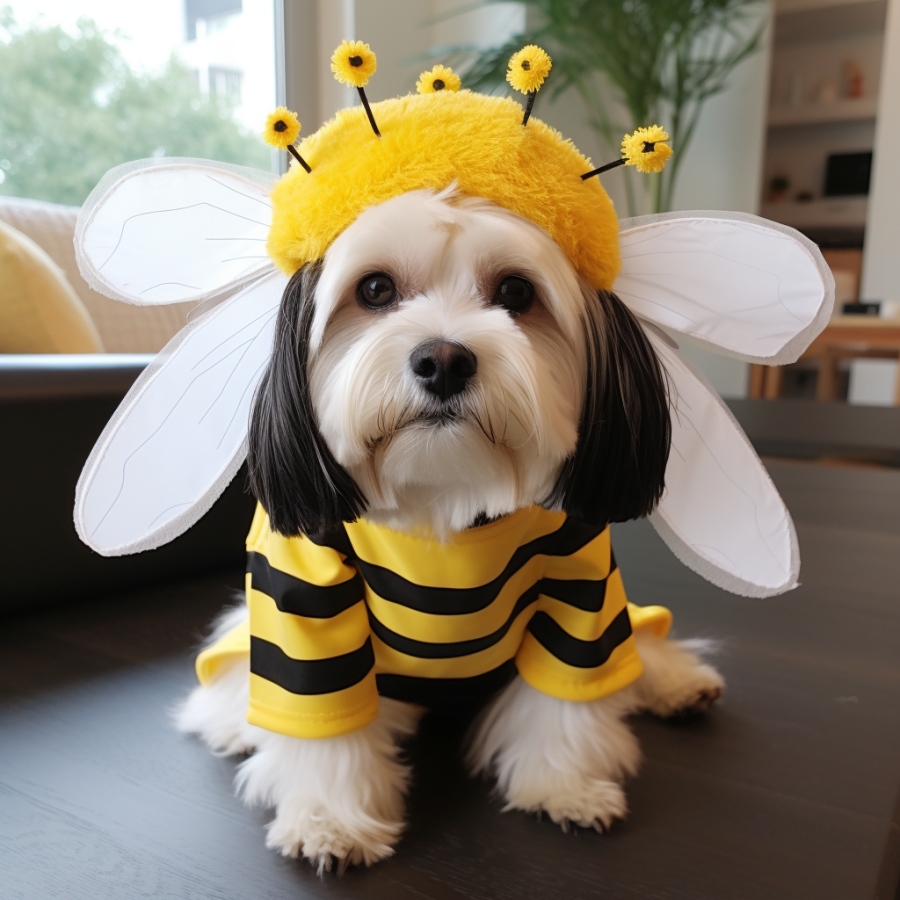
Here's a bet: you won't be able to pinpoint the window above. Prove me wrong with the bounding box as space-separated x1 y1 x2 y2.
209 67 243 104
0 0 277 207
185 0 242 42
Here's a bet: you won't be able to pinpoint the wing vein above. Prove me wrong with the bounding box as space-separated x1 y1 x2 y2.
90 334 264 538
96 202 269 271
205 173 273 209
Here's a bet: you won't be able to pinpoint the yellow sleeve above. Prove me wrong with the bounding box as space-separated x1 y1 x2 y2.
516 525 654 702
245 506 379 739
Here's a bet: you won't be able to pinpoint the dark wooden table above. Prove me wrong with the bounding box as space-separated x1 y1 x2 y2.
748 317 900 403
2 460 900 900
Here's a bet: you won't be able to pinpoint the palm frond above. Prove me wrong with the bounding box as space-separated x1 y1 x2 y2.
435 0 767 214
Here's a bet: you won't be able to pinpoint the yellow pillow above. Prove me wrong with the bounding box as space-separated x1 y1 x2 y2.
0 218 103 353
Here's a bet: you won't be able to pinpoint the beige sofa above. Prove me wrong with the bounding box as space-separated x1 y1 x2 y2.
0 195 194 353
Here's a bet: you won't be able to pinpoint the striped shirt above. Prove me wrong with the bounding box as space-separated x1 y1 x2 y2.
197 503 672 739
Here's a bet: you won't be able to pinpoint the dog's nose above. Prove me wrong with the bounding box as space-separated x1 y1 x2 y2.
410 340 477 401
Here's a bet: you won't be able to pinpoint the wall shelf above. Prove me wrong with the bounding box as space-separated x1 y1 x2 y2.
760 197 868 229
777 0 884 12
774 0 887 41
768 96 879 126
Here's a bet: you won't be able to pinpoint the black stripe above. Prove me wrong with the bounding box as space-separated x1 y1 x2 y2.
250 636 374 695
367 583 542 659
248 551 364 618
539 576 610 612
353 518 604 615
306 524 354 559
376 660 518 710
527 607 633 669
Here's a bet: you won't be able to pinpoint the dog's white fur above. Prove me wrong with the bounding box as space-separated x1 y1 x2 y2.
311 187 585 536
176 188 725 870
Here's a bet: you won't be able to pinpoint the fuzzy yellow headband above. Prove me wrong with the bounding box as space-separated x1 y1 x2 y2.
263 43 671 293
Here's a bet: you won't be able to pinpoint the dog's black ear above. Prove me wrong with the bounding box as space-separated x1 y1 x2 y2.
547 289 671 527
248 262 367 537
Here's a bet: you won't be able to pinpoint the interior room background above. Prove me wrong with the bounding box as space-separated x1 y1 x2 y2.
2 0 899 402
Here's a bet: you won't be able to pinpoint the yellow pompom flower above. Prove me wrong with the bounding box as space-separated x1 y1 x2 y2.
621 125 673 174
506 45 552 94
417 65 461 94
331 40 377 88
262 107 301 149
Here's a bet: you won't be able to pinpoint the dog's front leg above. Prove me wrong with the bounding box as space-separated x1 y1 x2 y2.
234 697 418 873
466 677 641 831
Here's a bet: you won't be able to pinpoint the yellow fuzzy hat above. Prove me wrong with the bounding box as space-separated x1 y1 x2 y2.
265 47 670 293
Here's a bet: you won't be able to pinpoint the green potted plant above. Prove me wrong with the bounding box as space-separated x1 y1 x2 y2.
436 0 766 215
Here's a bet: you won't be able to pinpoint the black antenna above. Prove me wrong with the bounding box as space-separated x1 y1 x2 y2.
582 138 670 181
332 42 381 138
264 109 311 172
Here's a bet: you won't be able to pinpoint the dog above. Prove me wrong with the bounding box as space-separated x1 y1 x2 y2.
175 186 725 872
73 50 829 878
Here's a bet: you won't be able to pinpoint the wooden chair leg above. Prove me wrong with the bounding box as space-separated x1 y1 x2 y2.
749 364 766 399
763 365 785 400
817 350 839 401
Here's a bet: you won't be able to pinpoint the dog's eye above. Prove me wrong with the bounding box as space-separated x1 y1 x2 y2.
493 276 534 314
357 273 397 309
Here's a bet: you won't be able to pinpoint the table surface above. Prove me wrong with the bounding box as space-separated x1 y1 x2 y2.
808 318 900 350
2 460 900 900
826 316 900 330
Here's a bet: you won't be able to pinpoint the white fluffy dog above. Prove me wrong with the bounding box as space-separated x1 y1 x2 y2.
176 187 724 872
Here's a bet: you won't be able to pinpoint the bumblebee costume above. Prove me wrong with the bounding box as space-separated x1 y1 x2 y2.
73 40 823 753
198 504 672 738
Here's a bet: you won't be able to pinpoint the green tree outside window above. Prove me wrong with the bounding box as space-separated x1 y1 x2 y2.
0 9 268 208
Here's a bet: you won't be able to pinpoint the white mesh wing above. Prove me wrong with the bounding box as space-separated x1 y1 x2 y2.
74 270 287 556
616 211 835 365
75 158 277 306
646 329 800 597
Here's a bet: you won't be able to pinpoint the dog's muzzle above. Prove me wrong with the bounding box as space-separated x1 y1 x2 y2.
410 340 477 402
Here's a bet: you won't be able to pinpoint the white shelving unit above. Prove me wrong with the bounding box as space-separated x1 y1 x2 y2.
777 0 883 13
768 96 878 126
759 196 869 228
761 0 887 238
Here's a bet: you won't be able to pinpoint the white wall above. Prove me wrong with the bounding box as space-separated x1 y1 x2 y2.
665 2 772 398
280 0 354 137
284 2 525 124
670 5 772 215
861 0 900 302
279 0 319 142
354 1 525 103
852 0 900 406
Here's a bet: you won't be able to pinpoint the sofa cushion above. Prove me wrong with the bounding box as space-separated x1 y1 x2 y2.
0 195 195 352
0 219 103 353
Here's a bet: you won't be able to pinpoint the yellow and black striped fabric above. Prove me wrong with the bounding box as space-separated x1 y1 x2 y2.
197 503 672 739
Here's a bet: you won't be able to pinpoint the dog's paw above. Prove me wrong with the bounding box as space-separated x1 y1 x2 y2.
643 662 725 719
265 798 401 874
509 778 628 833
